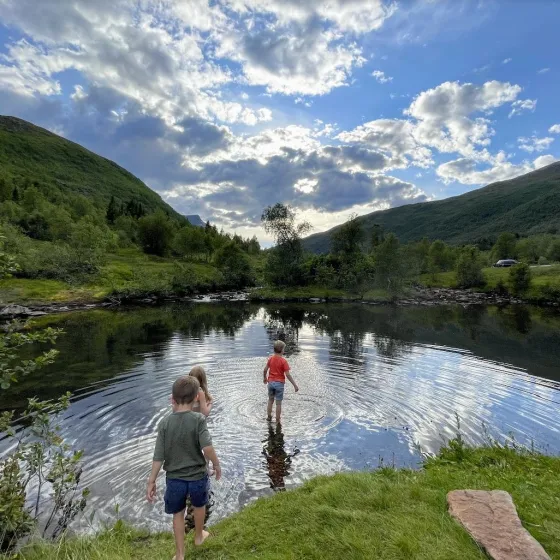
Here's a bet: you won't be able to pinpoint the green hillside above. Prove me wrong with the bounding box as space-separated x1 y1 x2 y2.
0 116 182 220
304 162 560 253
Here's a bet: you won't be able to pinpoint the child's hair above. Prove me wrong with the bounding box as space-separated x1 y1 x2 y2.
172 376 199 405
273 340 286 354
189 366 212 403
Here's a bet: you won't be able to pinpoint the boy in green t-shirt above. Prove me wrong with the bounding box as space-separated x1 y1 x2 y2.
147 376 221 559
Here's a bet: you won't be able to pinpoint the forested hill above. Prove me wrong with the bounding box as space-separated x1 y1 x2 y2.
0 115 182 220
303 162 560 253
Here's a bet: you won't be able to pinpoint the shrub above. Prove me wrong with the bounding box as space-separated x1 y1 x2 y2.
509 263 532 296
538 256 549 266
214 242 255 289
138 211 175 256
456 246 485 288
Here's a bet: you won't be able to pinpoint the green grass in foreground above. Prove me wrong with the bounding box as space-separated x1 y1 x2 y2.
15 442 560 560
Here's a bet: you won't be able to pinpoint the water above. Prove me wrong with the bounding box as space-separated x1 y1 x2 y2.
2 303 560 532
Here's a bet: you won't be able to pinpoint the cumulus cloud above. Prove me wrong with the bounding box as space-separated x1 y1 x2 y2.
549 124 560 134
517 135 554 153
533 155 557 169
372 70 393 84
509 99 537 118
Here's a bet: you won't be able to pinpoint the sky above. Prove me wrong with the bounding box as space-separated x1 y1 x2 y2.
0 0 559 244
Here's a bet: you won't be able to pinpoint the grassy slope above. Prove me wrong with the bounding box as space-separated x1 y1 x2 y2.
16 444 560 560
0 249 222 304
421 264 560 300
0 116 182 219
304 162 560 253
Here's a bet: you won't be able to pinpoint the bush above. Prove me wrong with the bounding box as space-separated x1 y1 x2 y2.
538 256 549 266
214 242 255 289
456 246 485 288
170 263 198 295
138 211 175 256
509 263 532 296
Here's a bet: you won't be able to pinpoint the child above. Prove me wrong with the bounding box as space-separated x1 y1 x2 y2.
189 366 213 417
147 376 221 559
263 340 299 424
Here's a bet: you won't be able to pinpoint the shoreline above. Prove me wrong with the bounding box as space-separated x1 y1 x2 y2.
1 286 559 320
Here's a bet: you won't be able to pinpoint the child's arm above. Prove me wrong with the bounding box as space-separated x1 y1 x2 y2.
197 390 213 417
286 372 299 392
146 460 162 502
263 362 269 384
202 445 222 481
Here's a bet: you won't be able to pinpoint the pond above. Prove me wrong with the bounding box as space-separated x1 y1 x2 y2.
2 302 560 532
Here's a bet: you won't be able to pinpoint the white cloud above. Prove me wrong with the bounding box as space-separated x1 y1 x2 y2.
509 99 537 118
549 124 560 134
537 67 550 74
503 58 512 64
518 135 554 153
372 70 393 84
533 155 557 169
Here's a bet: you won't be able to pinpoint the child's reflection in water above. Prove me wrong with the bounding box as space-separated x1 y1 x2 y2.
262 423 299 491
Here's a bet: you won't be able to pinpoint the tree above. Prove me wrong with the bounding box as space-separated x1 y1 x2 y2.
12 187 20 203
261 203 311 287
546 239 560 263
138 211 175 256
428 240 455 273
509 263 532 296
369 224 384 252
174 226 206 259
372 234 411 296
331 214 365 257
492 232 517 261
214 242 255 288
247 235 261 255
0 235 88 551
456 246 485 288
106 196 121 224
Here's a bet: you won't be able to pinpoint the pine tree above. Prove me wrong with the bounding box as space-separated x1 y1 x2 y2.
106 196 120 224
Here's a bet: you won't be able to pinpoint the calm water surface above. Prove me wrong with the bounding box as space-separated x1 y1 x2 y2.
2 303 560 532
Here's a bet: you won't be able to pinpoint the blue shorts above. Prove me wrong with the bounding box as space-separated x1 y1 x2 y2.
268 381 285 401
164 476 209 514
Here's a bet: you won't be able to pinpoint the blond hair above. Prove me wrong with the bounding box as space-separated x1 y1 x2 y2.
273 340 286 354
189 366 212 403
172 376 199 405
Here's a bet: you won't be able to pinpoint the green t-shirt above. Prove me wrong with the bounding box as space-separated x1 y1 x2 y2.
153 411 212 481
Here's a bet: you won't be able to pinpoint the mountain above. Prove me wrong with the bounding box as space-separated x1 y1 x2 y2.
304 162 560 253
0 116 183 220
186 214 206 227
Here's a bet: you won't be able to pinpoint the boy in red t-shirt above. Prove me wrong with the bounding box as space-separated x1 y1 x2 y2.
263 340 299 423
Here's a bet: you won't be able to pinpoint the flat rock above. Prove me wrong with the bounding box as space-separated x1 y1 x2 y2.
447 490 550 560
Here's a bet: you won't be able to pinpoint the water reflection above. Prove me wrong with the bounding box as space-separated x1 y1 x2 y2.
1 302 559 533
262 423 299 491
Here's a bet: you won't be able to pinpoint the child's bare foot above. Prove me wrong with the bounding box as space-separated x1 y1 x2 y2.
194 530 210 546
172 555 184 560
266 415 272 422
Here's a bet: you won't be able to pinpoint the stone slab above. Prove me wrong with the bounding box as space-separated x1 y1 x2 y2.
447 490 550 560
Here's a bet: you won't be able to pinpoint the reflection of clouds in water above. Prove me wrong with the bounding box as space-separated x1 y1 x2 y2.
5 303 560 534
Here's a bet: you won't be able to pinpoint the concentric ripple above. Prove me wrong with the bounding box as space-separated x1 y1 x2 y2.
2 303 559 533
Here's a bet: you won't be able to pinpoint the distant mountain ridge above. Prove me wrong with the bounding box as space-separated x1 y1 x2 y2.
303 162 560 253
0 115 184 221
186 214 206 227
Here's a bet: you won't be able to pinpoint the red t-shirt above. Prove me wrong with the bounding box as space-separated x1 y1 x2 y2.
267 354 290 383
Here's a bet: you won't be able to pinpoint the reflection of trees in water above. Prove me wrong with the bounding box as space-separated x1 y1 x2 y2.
262 423 298 491
1 303 258 412
456 305 486 341
496 306 533 336
262 307 308 355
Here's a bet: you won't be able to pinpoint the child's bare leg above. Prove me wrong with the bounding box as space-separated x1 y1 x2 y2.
172 510 186 560
193 506 209 546
275 401 282 424
267 397 274 421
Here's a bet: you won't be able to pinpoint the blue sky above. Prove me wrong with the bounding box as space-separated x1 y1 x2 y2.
0 0 558 242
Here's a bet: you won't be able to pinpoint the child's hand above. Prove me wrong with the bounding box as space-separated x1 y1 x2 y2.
213 463 222 481
146 480 157 503
263 377 268 385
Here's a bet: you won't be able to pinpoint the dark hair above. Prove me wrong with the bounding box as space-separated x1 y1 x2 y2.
172 376 200 405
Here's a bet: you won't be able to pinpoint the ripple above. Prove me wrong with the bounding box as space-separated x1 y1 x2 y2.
2 303 559 533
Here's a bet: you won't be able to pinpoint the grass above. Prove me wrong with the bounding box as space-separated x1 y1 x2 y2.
13 441 560 559
0 249 226 305
420 264 560 301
